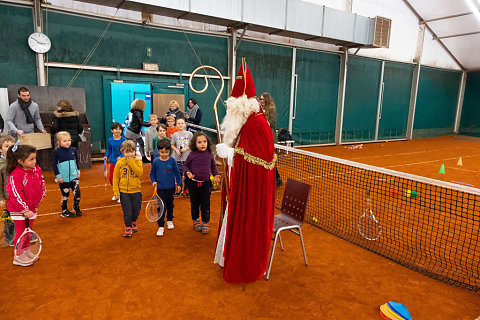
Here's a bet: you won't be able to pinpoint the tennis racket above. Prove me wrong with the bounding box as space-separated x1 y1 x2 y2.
14 218 42 264
358 190 381 241
145 189 165 222
104 158 107 190
0 209 15 247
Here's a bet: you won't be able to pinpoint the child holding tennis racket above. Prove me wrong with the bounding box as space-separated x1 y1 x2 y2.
6 143 46 266
183 132 221 234
113 140 143 237
150 139 181 236
152 123 171 160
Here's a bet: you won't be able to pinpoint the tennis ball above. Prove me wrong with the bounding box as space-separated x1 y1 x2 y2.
411 190 418 199
312 217 318 223
405 189 411 197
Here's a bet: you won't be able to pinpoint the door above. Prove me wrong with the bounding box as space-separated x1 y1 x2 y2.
110 83 152 126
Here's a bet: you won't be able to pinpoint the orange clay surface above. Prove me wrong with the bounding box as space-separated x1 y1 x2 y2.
0 135 479 319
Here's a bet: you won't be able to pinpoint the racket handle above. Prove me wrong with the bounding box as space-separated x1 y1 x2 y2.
25 218 29 228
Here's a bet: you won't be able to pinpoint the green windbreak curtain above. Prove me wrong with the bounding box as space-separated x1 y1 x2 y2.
236 41 292 130
0 4 37 86
45 11 228 148
415 66 461 137
294 49 340 145
459 72 480 136
343 56 382 142
378 61 413 140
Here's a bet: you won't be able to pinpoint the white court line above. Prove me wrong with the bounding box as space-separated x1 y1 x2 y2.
37 190 221 217
385 154 480 169
45 180 152 192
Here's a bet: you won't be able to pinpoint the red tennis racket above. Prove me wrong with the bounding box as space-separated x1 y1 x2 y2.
104 158 107 190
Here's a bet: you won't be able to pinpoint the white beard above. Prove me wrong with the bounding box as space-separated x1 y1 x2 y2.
221 96 260 147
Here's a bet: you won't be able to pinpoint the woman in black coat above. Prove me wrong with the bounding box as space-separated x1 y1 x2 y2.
51 100 83 148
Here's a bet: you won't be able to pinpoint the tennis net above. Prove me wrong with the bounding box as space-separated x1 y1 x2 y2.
275 144 480 291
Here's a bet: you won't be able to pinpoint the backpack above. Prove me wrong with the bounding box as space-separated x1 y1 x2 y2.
278 128 293 142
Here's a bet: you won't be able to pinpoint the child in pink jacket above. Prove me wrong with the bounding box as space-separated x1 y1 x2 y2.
6 144 46 267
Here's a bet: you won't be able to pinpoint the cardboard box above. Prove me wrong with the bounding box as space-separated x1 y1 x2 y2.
20 133 52 150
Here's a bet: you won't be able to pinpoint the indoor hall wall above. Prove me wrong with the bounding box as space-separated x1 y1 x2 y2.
294 49 340 145
235 41 292 133
413 67 462 138
0 4 38 88
44 11 227 150
459 72 480 137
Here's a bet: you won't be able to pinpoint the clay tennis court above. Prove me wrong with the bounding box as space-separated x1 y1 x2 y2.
1 135 480 319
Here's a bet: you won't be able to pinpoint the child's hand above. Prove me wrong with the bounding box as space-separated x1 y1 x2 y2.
114 194 120 200
176 150 181 157
214 175 221 183
103 156 107 161
24 210 34 219
77 174 80 179
0 200 5 207
152 182 157 189
186 172 194 179
57 178 64 183
175 185 181 193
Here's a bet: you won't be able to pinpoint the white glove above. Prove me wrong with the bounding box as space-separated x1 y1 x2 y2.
216 143 234 167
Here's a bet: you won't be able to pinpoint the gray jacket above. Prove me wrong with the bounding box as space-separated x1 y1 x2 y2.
6 100 44 134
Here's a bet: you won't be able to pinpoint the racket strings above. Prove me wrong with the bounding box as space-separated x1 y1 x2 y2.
146 196 164 222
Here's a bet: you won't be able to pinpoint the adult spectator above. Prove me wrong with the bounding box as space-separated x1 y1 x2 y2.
162 100 184 123
6 87 46 138
259 92 282 187
184 98 202 125
51 100 83 148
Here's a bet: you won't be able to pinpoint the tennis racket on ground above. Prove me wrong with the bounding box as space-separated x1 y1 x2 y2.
145 189 165 222
358 190 381 241
104 159 107 190
14 218 42 264
0 209 15 247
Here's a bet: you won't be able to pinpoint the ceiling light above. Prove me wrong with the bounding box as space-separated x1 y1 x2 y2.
465 0 480 22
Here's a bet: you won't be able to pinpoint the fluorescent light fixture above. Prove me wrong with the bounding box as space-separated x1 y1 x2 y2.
167 84 185 89
465 0 480 22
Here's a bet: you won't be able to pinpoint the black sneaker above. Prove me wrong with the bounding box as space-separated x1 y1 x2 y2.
74 207 82 217
61 210 76 218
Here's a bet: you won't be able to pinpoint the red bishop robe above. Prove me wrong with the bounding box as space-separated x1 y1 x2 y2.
222 111 276 283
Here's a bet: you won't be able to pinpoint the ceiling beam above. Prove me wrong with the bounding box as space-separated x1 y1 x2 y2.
434 30 480 40
423 12 473 23
401 0 466 71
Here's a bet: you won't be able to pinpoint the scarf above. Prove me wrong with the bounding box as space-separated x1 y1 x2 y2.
18 98 34 124
186 104 199 120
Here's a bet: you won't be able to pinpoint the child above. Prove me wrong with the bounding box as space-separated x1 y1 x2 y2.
104 122 126 202
152 124 171 159
144 114 158 160
6 144 46 266
165 115 178 138
52 131 82 218
150 139 181 236
113 140 143 237
171 118 193 195
0 135 15 245
183 132 221 234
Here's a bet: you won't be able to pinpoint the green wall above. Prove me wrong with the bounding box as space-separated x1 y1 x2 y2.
0 4 37 86
236 40 292 130
343 56 382 142
459 72 480 136
414 66 461 137
294 49 340 144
